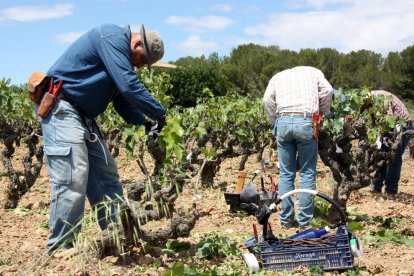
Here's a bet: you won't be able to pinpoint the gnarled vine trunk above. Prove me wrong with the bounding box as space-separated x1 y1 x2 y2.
0 120 43 209
94 176 211 257
319 117 414 220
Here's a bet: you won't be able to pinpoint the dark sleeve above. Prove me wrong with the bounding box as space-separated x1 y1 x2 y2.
112 92 147 125
97 29 166 121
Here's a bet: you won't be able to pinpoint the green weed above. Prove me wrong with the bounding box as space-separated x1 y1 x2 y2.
313 197 330 218
162 240 191 257
196 234 240 259
367 227 414 247
163 261 244 276
0 257 12 266
14 206 30 217
36 220 49 230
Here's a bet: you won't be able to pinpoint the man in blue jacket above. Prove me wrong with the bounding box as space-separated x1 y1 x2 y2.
38 24 166 252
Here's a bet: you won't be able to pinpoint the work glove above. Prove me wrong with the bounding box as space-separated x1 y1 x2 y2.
144 121 159 138
144 121 153 135
156 114 166 133
145 114 167 138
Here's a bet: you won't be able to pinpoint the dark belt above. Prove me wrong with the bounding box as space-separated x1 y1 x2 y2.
58 92 81 110
278 112 313 118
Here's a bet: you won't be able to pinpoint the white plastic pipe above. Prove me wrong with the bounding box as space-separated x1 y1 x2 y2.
279 189 318 200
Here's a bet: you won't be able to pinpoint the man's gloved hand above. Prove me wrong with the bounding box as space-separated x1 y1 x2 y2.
145 114 166 138
157 114 166 133
145 121 160 138
144 121 154 135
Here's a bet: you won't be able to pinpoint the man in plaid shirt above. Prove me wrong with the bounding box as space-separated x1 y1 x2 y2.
371 90 413 196
263 66 333 229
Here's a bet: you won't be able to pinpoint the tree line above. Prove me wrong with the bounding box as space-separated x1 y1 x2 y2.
163 43 414 107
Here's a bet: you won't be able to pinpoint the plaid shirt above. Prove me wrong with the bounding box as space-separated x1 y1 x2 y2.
263 66 333 122
371 90 413 124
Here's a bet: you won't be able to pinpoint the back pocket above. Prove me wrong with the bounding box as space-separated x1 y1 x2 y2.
297 123 314 143
44 145 72 185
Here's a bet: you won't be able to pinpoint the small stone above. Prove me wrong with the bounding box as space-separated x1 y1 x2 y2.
35 228 46 235
32 200 47 210
107 256 118 264
368 264 383 274
225 229 234 234
74 268 89 276
23 202 34 209
55 264 66 271
157 267 166 274
145 246 162 256
54 248 79 260
138 255 154 266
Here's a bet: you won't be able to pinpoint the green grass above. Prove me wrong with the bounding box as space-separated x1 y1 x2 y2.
0 256 12 266
403 99 414 118
14 206 30 217
36 220 49 230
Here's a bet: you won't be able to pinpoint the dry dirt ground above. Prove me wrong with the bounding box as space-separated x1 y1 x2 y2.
0 148 413 275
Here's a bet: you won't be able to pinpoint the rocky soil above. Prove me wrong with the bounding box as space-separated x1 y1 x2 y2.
0 149 413 275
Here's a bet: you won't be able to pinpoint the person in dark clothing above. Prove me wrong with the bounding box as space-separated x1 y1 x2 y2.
32 24 166 252
371 90 413 196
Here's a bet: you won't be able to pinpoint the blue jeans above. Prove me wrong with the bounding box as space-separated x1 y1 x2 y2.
373 130 409 194
275 116 317 227
39 99 123 251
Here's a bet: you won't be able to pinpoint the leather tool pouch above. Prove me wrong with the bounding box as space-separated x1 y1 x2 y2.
28 71 49 104
312 114 321 140
37 92 57 118
313 122 320 140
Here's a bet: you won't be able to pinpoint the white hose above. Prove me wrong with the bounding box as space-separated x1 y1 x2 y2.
279 189 318 200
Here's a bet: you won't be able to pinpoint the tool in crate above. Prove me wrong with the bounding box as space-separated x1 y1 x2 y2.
241 189 363 273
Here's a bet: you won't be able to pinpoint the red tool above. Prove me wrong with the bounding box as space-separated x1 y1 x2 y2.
266 223 272 233
269 174 276 199
270 175 276 193
47 77 63 97
312 113 322 139
313 113 321 124
37 78 63 118
253 224 258 241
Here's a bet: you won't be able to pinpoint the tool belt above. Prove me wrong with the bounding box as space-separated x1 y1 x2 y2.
27 71 49 104
37 78 63 118
27 71 63 118
313 113 322 140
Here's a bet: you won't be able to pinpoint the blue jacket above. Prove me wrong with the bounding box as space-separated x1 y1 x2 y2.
47 24 165 124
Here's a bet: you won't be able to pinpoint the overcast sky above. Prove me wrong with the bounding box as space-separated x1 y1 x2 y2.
1 0 413 85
